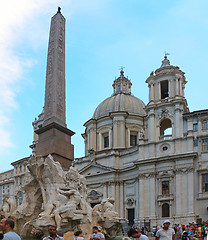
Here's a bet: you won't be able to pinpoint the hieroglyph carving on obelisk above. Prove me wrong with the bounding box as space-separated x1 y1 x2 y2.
44 9 66 127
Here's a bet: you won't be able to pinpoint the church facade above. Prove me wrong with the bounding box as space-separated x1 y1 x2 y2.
74 56 208 227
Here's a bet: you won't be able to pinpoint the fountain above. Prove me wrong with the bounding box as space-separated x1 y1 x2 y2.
0 154 124 239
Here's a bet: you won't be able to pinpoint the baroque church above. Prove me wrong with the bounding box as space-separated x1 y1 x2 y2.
0 9 208 228
74 56 208 227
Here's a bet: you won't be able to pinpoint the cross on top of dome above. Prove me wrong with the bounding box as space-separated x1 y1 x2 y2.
120 66 125 76
160 52 171 68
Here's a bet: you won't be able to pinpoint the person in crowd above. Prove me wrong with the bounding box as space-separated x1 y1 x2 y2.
174 225 178 234
74 230 91 240
153 226 158 237
188 227 193 240
155 220 176 240
90 226 105 240
0 218 21 240
128 228 149 240
74 230 84 240
182 228 189 240
201 226 206 240
43 226 64 240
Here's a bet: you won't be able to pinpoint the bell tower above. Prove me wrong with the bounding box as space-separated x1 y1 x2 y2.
145 55 189 143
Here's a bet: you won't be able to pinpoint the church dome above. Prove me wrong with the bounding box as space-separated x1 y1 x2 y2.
93 94 146 119
93 69 146 119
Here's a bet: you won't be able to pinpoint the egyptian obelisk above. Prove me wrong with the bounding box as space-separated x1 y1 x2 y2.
35 8 74 169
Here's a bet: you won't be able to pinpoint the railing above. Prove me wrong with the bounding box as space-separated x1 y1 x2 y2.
159 134 172 140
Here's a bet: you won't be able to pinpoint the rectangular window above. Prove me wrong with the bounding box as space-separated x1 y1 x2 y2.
202 120 207 129
193 123 198 131
19 165 22 173
130 135 137 146
162 181 169 195
161 80 169 99
193 139 198 147
202 139 208 152
202 174 208 192
20 176 23 185
104 136 109 148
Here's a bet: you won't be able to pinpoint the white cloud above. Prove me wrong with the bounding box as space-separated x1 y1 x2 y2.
0 0 61 150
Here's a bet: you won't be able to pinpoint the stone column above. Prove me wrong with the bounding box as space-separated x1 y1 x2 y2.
169 79 174 98
151 83 154 101
127 128 130 147
158 82 161 101
109 129 112 148
139 177 144 218
187 171 194 214
176 78 179 96
87 131 90 151
98 132 102 151
149 177 155 218
174 104 182 138
148 110 155 142
135 179 139 220
175 172 182 216
120 181 124 218
148 84 151 102
115 182 120 213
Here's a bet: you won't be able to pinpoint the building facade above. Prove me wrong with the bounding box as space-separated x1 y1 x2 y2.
11 157 29 207
0 170 14 205
74 56 208 227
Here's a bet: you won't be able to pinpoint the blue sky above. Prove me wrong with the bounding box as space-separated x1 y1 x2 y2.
0 0 207 172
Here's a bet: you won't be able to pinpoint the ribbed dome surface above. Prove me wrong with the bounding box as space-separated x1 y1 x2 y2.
93 93 146 119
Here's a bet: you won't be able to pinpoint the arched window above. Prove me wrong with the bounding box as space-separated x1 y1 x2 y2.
160 118 172 139
161 80 169 99
162 203 170 217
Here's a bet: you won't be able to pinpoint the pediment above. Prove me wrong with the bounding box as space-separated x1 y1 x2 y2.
79 162 116 176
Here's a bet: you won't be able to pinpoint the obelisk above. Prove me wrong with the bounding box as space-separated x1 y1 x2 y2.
44 6 66 127
35 8 75 169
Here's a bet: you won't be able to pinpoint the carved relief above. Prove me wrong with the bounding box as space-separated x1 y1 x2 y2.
157 109 173 120
139 129 145 140
138 172 156 179
126 198 135 206
87 190 103 202
175 167 194 174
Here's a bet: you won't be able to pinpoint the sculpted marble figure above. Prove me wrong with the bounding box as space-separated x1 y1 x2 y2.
92 197 119 229
4 154 121 237
13 154 92 233
0 193 15 218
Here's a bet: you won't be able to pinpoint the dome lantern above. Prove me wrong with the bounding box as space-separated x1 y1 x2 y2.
112 67 132 95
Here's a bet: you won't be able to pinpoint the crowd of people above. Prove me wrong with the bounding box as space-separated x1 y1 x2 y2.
152 221 208 240
0 217 208 240
127 220 208 240
0 221 106 240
